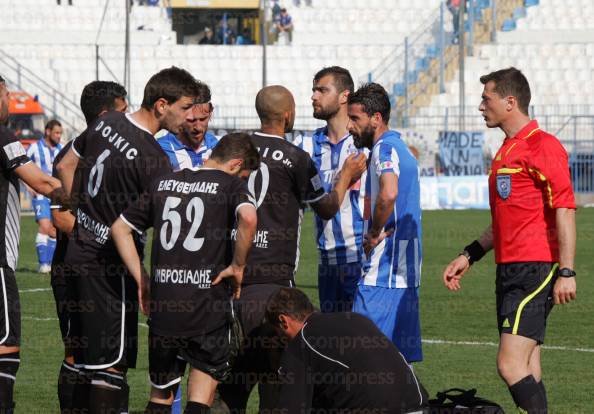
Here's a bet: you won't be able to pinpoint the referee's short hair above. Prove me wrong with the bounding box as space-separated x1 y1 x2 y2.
480 67 531 116
80 81 127 124
265 287 315 326
210 132 260 171
314 66 354 94
348 82 391 124
141 66 202 109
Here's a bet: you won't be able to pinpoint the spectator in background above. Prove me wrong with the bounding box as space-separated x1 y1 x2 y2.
199 27 220 45
236 28 253 45
277 8 294 45
447 0 466 44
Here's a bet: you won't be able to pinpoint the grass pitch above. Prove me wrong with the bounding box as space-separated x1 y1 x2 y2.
13 209 594 413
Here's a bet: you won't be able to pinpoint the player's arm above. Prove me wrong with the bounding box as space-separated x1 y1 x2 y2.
51 208 75 235
213 203 257 299
442 224 493 291
363 172 398 256
55 147 79 201
111 217 150 315
14 162 65 205
310 152 367 220
553 208 576 304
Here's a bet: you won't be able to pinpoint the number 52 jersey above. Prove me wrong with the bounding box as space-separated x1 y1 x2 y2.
121 168 255 336
67 112 172 262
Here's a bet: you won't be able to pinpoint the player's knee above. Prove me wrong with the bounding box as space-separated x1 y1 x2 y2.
496 354 524 384
89 368 126 391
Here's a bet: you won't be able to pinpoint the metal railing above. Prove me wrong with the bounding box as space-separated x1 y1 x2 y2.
557 116 594 193
0 48 86 138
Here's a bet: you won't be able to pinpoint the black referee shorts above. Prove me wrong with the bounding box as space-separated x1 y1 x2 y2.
0 267 20 347
69 260 138 370
496 262 558 344
148 323 232 388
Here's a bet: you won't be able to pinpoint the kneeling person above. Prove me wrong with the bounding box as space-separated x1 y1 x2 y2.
112 133 259 414
267 288 428 414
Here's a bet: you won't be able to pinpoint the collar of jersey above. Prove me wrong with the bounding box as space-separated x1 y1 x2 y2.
166 133 213 154
372 129 400 148
255 131 285 140
510 119 540 140
126 113 153 135
313 127 351 146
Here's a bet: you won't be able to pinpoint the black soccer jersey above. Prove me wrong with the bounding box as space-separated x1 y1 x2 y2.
243 132 325 285
121 168 255 337
0 126 31 271
66 112 171 263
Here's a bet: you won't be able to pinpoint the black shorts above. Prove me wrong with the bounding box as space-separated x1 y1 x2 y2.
0 267 20 347
496 262 557 344
52 283 72 344
69 260 138 370
148 323 232 387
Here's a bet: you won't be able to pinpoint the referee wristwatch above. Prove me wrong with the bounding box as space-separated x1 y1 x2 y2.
557 267 576 278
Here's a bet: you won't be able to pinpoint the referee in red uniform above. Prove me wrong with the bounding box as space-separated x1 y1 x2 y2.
442 67 576 414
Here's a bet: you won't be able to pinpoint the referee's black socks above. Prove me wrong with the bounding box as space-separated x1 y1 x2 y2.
509 375 547 414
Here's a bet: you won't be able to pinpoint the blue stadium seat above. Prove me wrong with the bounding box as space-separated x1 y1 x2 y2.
524 0 539 7
513 7 527 20
477 0 491 9
415 57 429 71
426 44 439 59
501 18 517 31
393 83 406 97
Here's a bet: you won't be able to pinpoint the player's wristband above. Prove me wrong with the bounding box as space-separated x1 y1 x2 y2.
460 240 486 265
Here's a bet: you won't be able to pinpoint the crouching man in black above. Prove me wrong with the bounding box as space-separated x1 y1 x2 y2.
266 287 428 414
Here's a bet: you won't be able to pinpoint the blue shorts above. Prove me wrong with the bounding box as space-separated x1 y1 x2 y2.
353 285 422 363
318 263 361 312
32 198 51 221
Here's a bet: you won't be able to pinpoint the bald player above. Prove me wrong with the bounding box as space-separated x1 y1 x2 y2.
217 85 367 412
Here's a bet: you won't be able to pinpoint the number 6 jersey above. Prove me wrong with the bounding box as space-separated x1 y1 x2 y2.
121 168 255 336
67 111 172 262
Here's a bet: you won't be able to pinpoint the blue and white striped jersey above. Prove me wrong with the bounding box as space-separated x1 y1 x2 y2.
158 132 220 171
295 128 367 265
362 130 422 288
26 139 62 200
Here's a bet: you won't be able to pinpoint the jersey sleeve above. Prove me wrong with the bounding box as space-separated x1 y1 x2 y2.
119 186 155 234
0 128 30 171
374 141 400 177
71 128 89 158
277 341 314 414
294 151 325 204
529 136 576 209
229 177 256 217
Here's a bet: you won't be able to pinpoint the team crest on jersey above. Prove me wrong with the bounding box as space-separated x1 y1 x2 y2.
497 175 511 199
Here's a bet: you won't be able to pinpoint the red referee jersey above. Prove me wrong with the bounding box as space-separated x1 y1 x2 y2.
489 120 576 263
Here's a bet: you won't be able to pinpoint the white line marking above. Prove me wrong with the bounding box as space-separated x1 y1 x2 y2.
423 338 594 353
19 288 51 293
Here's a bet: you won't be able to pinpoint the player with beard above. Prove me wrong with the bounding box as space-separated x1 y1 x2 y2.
218 85 367 413
295 66 367 313
347 83 423 364
56 67 201 414
50 80 129 414
0 75 64 414
26 119 63 273
158 81 219 170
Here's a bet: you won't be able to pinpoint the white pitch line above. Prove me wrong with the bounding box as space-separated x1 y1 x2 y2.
19 288 52 293
423 338 594 354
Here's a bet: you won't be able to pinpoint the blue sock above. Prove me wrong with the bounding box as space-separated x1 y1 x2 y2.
172 387 182 414
46 237 57 264
35 233 48 266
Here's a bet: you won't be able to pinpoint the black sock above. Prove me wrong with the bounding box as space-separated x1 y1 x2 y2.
71 372 91 413
145 401 172 414
537 380 548 409
119 381 129 414
58 360 79 413
508 375 547 414
184 401 210 414
0 377 15 414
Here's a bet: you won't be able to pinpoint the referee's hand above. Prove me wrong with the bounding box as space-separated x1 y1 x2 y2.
442 255 471 291
212 264 244 299
553 277 576 305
